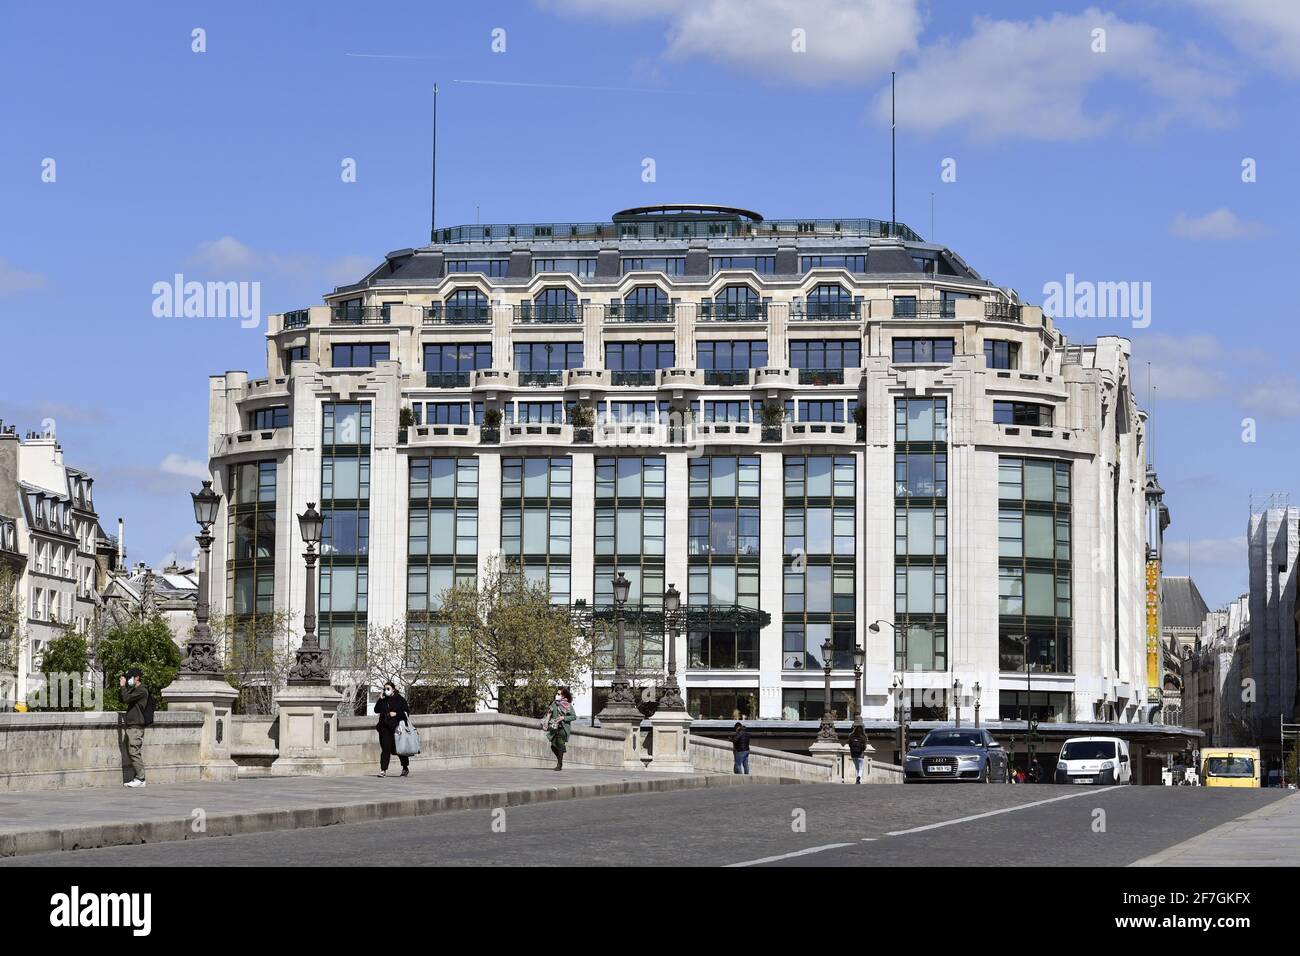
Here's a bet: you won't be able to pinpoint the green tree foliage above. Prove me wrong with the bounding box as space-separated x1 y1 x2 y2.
421 556 590 717
96 614 182 711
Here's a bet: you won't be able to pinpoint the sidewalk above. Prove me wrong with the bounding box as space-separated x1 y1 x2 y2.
1130 792 1300 866
0 768 782 859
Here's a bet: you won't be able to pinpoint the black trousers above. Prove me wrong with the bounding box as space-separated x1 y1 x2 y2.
378 725 410 771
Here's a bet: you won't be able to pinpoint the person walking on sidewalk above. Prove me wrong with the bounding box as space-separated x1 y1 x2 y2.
732 721 751 774
374 681 411 777
545 686 575 770
848 725 869 784
120 668 150 788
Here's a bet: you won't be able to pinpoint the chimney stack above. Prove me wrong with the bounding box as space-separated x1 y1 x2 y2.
117 517 125 569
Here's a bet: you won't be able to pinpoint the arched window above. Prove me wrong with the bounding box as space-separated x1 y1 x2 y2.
444 289 488 324
806 284 853 319
622 286 670 322
532 287 578 322
710 284 762 321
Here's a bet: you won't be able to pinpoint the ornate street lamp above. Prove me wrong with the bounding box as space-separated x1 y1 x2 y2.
659 583 686 711
817 635 839 742
852 641 866 728
178 480 223 677
973 681 982 728
953 677 963 728
596 571 639 719
287 503 330 685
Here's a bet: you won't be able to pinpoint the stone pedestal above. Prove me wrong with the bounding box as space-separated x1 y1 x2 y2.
647 708 694 773
597 709 647 770
270 684 344 776
809 739 847 783
162 678 239 781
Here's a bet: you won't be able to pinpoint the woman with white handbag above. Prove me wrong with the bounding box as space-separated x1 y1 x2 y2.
374 681 413 777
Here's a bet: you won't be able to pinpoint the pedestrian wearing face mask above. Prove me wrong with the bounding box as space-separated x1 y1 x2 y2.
544 686 576 770
374 680 411 777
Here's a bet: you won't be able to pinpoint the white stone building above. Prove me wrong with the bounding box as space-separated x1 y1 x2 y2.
0 423 104 705
204 204 1152 726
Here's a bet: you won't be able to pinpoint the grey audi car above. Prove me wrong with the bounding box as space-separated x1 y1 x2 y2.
903 728 1009 783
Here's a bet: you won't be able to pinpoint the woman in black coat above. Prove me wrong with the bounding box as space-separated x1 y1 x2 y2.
374 680 411 777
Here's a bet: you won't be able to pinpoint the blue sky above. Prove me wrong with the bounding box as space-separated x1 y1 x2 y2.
2 1 1297 608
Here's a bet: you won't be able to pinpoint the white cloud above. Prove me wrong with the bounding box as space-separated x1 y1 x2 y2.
1182 534 1247 569
881 9 1237 141
158 454 209 480
1238 377 1300 419
1130 333 1232 400
326 255 377 287
1185 0 1300 76
190 236 262 272
542 0 923 83
1168 208 1270 240
0 257 48 296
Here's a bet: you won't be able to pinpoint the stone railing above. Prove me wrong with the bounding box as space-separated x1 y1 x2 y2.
334 712 627 775
686 734 835 782
0 711 205 792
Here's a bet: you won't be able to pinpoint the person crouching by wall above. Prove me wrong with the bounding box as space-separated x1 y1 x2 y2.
545 686 575 770
732 721 751 774
374 680 411 777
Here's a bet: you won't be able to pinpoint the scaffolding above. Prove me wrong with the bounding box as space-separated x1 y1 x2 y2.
1282 719 1299 788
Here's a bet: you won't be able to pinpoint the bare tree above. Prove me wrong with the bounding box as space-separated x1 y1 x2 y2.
425 556 591 717
209 610 297 715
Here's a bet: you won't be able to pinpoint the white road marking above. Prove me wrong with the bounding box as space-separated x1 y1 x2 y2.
884 787 1121 836
726 843 857 867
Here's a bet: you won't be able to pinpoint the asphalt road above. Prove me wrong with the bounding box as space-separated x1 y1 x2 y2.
2 783 1284 867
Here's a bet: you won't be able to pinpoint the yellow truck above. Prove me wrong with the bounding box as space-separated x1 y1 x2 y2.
1200 747 1261 788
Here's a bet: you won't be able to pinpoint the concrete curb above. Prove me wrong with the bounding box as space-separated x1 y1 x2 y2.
0 772 797 859
1128 792 1300 867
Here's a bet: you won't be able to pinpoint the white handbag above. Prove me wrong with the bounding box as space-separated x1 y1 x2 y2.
394 718 421 756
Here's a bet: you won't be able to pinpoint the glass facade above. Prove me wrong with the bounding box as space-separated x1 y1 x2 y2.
894 398 947 671
319 403 371 664
501 457 572 604
407 458 479 622
594 456 665 671
226 460 276 650
783 456 856 672
998 457 1072 674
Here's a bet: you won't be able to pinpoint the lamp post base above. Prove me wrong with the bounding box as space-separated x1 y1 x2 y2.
161 677 239 781
270 683 344 777
647 707 693 773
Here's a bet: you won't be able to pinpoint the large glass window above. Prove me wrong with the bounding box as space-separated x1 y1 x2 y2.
790 339 860 383
804 284 854 318
249 406 290 430
534 258 596 277
984 340 1020 369
710 256 775 274
331 343 389 367
501 458 572 605
320 402 372 663
892 338 954 364
800 255 866 273
446 259 507 276
895 397 948 670
994 401 1054 426
894 398 948 442
424 343 492 387
605 341 674 386
619 286 671 322
514 342 583 384
621 257 684 276
698 340 767 384
408 458 478 615
225 460 276 646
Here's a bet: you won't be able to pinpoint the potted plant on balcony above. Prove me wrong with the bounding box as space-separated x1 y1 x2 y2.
481 407 502 444
761 400 785 442
398 405 414 444
570 401 595 443
853 403 866 440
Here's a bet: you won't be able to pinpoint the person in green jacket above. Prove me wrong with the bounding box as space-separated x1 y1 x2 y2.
544 686 576 771
120 668 149 788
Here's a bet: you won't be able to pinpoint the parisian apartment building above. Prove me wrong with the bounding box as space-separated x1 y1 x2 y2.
0 422 109 704
204 203 1152 725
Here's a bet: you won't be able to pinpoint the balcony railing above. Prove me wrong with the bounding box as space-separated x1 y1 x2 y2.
425 371 473 388
698 301 768 323
791 303 861 321
331 305 390 325
517 370 566 387
283 310 310 329
703 369 753 387
431 217 920 244
606 303 675 323
984 301 1023 323
423 303 491 325
797 368 845 385
515 304 582 324
610 370 658 387
893 300 956 320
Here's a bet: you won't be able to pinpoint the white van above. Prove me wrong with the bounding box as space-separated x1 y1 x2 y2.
1054 736 1132 785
